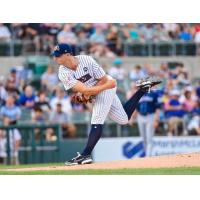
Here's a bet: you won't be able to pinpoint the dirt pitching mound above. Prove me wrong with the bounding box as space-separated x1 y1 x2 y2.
6 152 200 172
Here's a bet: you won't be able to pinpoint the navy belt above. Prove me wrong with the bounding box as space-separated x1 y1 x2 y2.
139 112 154 116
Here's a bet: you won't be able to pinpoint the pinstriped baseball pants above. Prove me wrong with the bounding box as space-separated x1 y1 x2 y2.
91 87 129 125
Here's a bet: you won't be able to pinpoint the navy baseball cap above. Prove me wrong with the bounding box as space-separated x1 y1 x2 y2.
51 43 72 57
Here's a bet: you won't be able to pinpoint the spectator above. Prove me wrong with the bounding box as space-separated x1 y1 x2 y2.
6 68 20 88
41 65 58 93
0 23 11 42
89 25 106 44
31 107 46 124
187 102 200 135
196 81 200 100
176 64 190 85
57 24 78 54
19 85 36 109
0 95 21 125
82 23 95 38
158 62 169 79
24 23 44 51
129 65 147 81
34 91 51 113
31 107 49 141
57 24 78 45
48 103 76 138
194 26 200 55
0 129 21 165
187 114 200 135
108 58 127 80
0 130 5 164
179 26 193 41
180 86 197 113
163 23 178 34
140 24 155 42
89 25 115 58
153 24 171 42
71 102 88 112
50 88 72 116
107 58 127 103
194 31 200 43
127 23 140 41
164 89 185 136
42 23 61 53
76 29 89 54
5 80 21 103
10 23 26 40
0 76 7 106
106 25 122 55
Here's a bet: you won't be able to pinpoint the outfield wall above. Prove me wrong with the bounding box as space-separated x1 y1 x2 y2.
18 136 200 164
18 139 86 164
93 137 200 162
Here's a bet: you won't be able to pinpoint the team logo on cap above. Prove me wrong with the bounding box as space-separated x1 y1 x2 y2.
54 45 60 51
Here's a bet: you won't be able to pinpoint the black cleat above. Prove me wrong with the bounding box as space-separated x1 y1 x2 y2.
64 152 93 166
136 76 162 92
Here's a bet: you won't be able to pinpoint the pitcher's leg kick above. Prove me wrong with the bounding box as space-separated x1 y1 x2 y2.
64 77 162 166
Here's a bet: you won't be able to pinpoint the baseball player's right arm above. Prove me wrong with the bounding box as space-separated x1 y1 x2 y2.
59 68 116 96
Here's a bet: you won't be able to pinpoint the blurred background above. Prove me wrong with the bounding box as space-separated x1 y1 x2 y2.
0 23 200 165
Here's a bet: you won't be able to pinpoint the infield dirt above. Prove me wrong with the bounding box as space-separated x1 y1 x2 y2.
4 152 200 172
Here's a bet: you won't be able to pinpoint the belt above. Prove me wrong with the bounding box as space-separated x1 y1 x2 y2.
139 112 154 116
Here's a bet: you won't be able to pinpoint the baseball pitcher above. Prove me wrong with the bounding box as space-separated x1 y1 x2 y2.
52 43 161 166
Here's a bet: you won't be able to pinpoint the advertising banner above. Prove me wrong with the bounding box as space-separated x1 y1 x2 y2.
93 137 200 162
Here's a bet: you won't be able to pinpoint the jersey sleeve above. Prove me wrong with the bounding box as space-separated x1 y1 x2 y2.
58 69 77 91
90 57 106 79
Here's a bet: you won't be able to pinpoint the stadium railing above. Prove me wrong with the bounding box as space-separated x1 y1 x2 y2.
0 40 199 56
0 123 62 165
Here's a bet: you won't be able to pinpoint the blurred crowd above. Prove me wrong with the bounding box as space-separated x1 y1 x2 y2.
0 57 200 164
0 23 200 164
1 23 200 57
0 58 199 138
109 59 200 137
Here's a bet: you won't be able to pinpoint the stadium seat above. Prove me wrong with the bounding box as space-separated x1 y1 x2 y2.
26 56 50 75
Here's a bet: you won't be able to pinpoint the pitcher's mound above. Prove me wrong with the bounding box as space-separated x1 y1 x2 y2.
6 152 200 172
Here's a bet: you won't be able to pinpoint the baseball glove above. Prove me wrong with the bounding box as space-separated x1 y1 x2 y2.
71 93 94 104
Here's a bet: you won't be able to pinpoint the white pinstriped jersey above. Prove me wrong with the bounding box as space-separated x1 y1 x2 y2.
58 55 129 125
58 55 105 91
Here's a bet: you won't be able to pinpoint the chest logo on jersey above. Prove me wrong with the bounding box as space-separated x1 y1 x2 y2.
83 67 88 72
77 73 92 83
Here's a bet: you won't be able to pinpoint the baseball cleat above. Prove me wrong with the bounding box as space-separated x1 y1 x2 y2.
136 76 162 92
64 152 93 166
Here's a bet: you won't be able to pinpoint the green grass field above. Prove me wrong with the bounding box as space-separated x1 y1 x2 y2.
0 164 200 175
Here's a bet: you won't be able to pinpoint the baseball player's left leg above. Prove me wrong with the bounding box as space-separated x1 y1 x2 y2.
107 88 151 125
108 94 129 125
123 76 162 120
123 89 146 120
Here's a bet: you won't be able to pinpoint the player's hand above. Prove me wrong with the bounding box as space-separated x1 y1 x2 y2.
71 93 94 104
